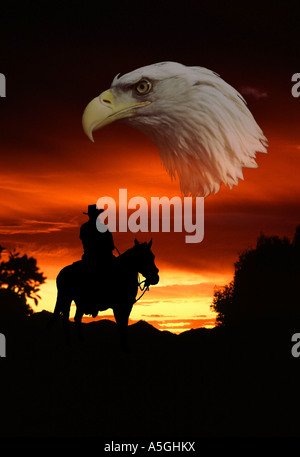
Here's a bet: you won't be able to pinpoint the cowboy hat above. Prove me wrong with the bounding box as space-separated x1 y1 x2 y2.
83 204 104 216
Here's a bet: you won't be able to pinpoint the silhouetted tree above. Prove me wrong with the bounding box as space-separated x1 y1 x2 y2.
211 225 300 327
0 246 46 318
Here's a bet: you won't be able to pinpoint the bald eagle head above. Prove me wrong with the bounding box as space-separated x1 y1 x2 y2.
82 62 268 197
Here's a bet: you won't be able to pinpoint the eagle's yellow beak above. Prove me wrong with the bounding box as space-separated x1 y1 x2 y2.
82 89 151 142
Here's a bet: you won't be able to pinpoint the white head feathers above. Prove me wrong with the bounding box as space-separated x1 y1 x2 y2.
84 62 268 197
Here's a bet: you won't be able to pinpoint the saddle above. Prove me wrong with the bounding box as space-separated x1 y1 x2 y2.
71 257 117 315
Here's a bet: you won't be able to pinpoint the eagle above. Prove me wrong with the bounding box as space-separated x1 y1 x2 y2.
82 62 268 197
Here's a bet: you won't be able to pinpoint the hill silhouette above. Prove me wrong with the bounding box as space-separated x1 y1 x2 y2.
1 310 300 437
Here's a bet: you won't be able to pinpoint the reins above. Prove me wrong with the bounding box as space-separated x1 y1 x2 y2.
135 276 150 303
114 246 121 256
114 245 150 304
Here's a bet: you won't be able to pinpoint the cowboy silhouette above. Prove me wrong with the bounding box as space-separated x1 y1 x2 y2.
80 204 115 269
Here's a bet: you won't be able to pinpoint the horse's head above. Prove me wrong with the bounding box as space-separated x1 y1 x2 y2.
134 238 159 286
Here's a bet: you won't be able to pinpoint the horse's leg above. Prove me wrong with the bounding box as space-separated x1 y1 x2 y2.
113 302 133 353
50 288 72 346
74 307 84 342
50 289 66 324
55 291 72 346
62 300 72 346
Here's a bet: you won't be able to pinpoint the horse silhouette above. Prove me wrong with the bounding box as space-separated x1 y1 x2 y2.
52 238 159 351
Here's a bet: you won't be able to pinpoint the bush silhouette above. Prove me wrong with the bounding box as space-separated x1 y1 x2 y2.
0 246 46 319
211 225 300 327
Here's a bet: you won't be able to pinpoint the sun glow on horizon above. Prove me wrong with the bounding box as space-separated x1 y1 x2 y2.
1 134 300 335
35 266 229 334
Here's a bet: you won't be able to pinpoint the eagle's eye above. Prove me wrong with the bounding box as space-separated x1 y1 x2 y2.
135 79 152 95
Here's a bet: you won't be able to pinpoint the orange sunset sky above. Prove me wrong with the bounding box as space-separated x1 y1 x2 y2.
1 2 300 333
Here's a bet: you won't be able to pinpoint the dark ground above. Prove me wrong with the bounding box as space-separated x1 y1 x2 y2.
0 311 300 437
